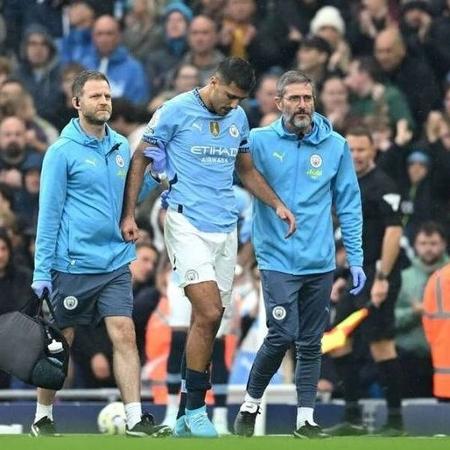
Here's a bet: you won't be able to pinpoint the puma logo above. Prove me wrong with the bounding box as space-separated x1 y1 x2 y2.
273 152 285 162
85 159 97 166
192 122 202 131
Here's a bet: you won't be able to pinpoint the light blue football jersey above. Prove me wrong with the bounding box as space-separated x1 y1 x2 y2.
142 89 250 232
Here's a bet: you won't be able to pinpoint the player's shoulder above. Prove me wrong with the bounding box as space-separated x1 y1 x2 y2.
249 123 278 140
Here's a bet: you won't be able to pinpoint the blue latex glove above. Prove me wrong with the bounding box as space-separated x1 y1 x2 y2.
143 141 166 173
160 190 169 210
349 266 367 296
31 280 52 299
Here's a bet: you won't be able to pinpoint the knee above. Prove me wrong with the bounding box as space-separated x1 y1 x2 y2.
296 343 322 361
193 304 223 330
109 319 136 348
264 332 293 355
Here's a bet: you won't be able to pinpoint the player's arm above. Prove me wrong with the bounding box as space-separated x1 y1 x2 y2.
371 183 402 306
236 152 296 238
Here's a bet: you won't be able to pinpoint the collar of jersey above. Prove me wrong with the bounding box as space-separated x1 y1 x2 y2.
193 88 220 116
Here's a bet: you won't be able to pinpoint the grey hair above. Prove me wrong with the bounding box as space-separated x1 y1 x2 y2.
276 70 315 98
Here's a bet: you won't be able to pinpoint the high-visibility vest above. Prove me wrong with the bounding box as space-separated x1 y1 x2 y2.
422 263 450 398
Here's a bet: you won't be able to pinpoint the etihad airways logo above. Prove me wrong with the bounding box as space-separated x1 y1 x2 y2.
191 145 238 164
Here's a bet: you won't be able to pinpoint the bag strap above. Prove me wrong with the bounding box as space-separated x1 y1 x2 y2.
36 288 57 322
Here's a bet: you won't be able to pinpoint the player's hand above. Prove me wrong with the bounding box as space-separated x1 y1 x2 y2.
275 204 296 238
331 277 347 303
120 215 139 242
371 278 389 307
31 280 52 299
143 141 166 173
349 266 366 295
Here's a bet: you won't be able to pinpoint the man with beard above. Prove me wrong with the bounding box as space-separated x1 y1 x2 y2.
233 70 366 438
0 116 42 191
30 70 168 438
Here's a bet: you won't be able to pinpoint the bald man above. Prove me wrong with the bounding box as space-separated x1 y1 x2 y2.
81 15 150 104
374 27 439 125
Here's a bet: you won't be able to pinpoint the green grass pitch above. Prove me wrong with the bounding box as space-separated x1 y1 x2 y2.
1 435 450 450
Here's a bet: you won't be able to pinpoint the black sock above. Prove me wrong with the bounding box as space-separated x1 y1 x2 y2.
334 353 361 423
186 368 211 411
167 331 187 396
377 358 403 427
212 338 229 408
176 351 187 419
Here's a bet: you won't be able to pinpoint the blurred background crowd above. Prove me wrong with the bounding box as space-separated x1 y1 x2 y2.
0 0 449 411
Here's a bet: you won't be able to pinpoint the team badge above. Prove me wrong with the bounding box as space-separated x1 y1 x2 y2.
209 121 220 137
115 154 125 168
229 124 239 137
63 296 78 310
185 270 199 282
272 306 286 321
310 154 322 168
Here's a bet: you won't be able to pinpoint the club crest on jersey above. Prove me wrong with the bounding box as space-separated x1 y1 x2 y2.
63 296 78 310
229 124 239 138
115 154 125 168
185 270 199 282
209 121 220 137
310 154 322 168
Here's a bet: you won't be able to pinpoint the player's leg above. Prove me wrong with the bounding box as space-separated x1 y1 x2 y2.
211 336 230 434
100 266 170 437
368 270 403 436
234 270 299 436
293 271 333 439
32 269 97 437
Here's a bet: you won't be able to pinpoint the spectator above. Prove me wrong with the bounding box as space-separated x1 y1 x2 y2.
82 15 150 104
0 57 13 87
0 116 42 191
181 15 225 85
145 2 192 95
400 151 433 241
123 0 163 64
374 27 440 126
310 6 351 73
60 1 96 65
345 56 415 134
219 0 257 59
348 0 398 56
243 72 279 128
14 24 64 125
319 75 355 134
52 63 85 133
295 36 332 92
109 97 148 153
395 221 448 398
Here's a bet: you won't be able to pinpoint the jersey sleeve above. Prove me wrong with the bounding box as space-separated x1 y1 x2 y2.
142 102 177 146
377 177 402 227
238 114 250 154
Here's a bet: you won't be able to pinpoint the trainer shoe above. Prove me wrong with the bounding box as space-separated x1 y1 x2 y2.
173 415 191 437
126 413 172 437
324 421 368 436
185 405 218 438
233 402 260 437
377 425 407 437
30 417 59 437
293 421 330 439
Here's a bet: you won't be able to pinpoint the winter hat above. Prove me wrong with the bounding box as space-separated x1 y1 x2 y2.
164 2 193 23
310 6 345 35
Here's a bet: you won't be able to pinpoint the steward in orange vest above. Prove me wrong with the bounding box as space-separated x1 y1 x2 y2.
422 263 450 399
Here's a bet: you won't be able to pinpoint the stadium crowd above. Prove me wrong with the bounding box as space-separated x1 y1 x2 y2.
0 0 450 430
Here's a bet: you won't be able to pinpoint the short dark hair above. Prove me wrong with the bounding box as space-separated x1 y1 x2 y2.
345 125 373 144
276 70 314 98
215 57 255 92
415 221 447 242
72 70 110 98
354 56 383 83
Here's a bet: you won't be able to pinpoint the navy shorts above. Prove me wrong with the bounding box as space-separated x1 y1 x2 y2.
260 270 333 347
50 264 133 329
